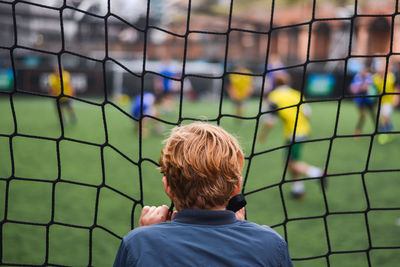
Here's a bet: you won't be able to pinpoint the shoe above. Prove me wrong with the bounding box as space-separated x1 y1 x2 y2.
354 129 362 140
290 191 306 201
378 134 390 145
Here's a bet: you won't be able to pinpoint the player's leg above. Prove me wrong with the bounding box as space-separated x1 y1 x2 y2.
355 105 366 136
235 99 244 117
287 142 325 200
287 143 306 200
65 100 77 124
287 160 305 200
367 103 377 125
258 115 275 143
162 92 176 113
379 103 394 132
287 143 317 177
55 100 65 125
289 161 324 178
146 104 164 135
153 91 166 128
141 118 149 137
288 160 326 199
378 103 395 144
59 99 76 124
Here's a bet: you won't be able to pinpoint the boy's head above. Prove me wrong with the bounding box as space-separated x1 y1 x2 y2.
159 122 244 210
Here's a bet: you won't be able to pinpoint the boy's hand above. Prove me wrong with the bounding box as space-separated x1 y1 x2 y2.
139 205 170 227
235 207 246 220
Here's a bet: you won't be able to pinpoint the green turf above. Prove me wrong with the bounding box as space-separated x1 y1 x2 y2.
1 94 400 266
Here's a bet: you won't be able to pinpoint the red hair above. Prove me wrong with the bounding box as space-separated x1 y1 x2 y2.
159 122 244 210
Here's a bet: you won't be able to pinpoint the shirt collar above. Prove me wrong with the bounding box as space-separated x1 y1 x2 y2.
172 209 237 226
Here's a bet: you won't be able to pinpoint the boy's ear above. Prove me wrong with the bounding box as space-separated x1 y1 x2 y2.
231 177 242 197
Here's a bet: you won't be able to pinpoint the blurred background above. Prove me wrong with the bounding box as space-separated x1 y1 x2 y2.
1 0 400 99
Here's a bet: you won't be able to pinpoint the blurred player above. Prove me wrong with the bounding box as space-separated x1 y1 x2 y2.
48 66 77 124
154 58 179 114
182 76 196 102
263 55 288 126
131 92 156 137
349 66 377 138
228 66 253 117
264 54 287 94
373 59 399 144
258 72 325 200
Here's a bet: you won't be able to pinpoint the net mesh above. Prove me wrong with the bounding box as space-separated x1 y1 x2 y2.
1 0 400 266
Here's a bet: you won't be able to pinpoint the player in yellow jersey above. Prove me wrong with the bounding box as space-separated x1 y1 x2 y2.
258 72 326 200
48 66 77 124
228 66 253 117
372 59 399 144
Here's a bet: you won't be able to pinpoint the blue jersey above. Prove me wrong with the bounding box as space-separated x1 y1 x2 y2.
160 68 175 93
114 209 293 267
131 92 155 119
350 73 376 106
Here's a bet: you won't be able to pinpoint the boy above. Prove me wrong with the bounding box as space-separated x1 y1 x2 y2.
258 72 326 200
114 122 293 266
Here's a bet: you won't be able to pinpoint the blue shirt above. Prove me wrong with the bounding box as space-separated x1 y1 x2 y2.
350 73 377 106
350 73 374 96
160 68 174 93
114 209 293 267
131 92 155 119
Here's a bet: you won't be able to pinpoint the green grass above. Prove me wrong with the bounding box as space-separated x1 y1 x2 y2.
1 94 400 266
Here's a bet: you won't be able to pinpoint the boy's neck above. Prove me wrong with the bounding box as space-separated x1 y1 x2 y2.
176 206 226 212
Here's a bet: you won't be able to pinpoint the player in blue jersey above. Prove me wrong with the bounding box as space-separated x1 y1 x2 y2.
350 66 377 138
154 59 179 114
131 92 156 137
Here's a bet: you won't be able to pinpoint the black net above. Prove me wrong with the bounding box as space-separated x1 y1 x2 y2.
1 0 400 266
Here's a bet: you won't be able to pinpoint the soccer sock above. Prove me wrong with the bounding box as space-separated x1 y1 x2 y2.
292 181 305 194
388 121 394 131
306 166 323 178
380 122 394 132
70 113 77 124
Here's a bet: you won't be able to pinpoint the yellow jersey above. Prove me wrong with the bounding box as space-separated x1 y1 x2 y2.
48 70 74 102
268 86 310 139
229 68 253 101
373 72 396 105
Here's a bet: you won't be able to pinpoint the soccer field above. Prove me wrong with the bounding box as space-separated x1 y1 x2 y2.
1 95 400 266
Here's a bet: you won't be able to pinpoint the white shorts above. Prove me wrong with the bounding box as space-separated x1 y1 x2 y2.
381 103 393 117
